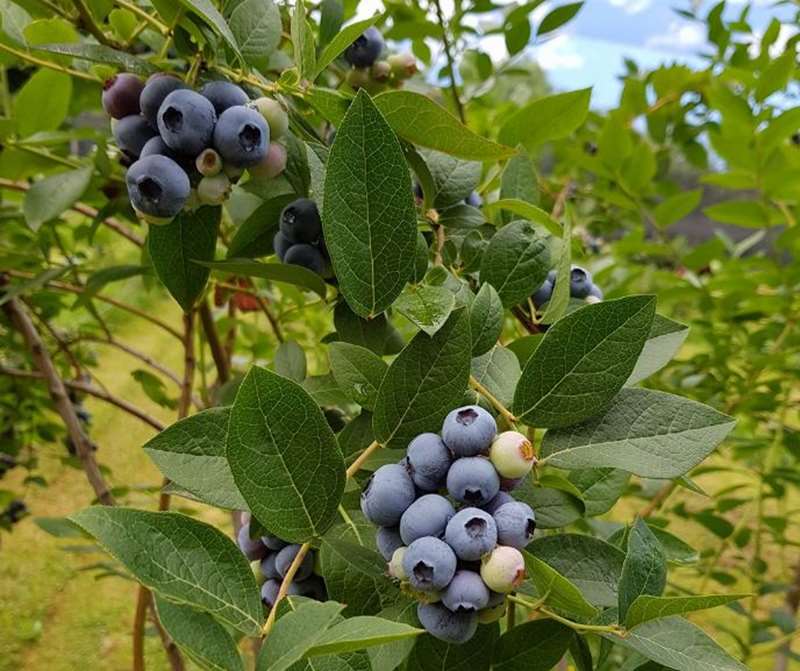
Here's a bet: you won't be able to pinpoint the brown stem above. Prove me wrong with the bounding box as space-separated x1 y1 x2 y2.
511 305 541 334
224 301 237 366
132 586 149 671
257 296 285 344
641 481 676 518
198 300 230 383
150 601 186 671
431 0 465 123
178 310 195 419
550 179 574 220
2 298 114 505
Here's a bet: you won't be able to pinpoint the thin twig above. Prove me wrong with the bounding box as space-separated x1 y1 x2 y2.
0 42 101 81
132 586 149 671
72 0 125 49
199 300 230 384
550 179 573 220
469 375 517 425
431 0 465 123
346 440 382 478
262 541 313 636
115 0 169 33
257 296 285 344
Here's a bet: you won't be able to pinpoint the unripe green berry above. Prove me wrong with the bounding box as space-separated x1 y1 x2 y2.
223 163 244 182
197 173 231 205
388 547 407 579
252 97 289 139
196 148 222 176
346 67 371 90
489 431 535 479
249 142 287 179
371 60 391 83
480 546 525 593
387 53 418 79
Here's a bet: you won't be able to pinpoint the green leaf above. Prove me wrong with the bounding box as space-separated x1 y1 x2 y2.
483 199 560 237
523 552 597 619
618 518 667 621
423 150 481 209
313 15 380 79
627 315 688 386
406 621 499 671
34 42 158 75
605 616 748 671
469 283 503 356
498 88 591 149
176 0 242 61
15 69 71 137
0 265 70 306
513 296 656 428
500 147 538 210
537 2 584 35
23 166 92 231
528 534 624 607
149 206 220 312
329 342 387 410
257 600 345 671
625 593 750 629
305 617 424 657
568 468 630 517
394 284 455 336
292 651 371 671
334 301 404 356
471 346 520 408
143 407 246 511
513 484 583 529
319 0 344 44
70 507 262 635
283 132 311 197
480 220 551 308
227 366 346 542
652 190 702 228
493 620 573 671
648 527 699 566
539 211 571 324
541 388 736 478
367 602 419 671
229 0 280 72
201 259 327 300
703 200 779 228
291 0 315 79
373 90 515 161
372 308 471 449
0 0 31 44
322 90 417 318
154 597 245 671
306 87 352 126
275 341 307 383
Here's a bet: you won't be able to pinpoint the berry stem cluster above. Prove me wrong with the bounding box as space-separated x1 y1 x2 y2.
506 594 624 635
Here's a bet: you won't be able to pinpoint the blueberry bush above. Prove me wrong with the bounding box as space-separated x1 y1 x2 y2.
0 0 797 669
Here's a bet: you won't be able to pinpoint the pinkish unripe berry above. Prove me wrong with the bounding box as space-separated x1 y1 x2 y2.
489 431 535 479
480 546 525 593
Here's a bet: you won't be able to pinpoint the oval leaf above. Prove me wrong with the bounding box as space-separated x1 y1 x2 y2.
201 258 327 300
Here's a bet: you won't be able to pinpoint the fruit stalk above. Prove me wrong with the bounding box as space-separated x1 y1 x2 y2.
468 375 517 426
261 541 313 636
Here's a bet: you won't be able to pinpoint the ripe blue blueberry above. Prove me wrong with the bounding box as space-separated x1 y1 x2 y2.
588 283 603 301
200 80 249 115
376 526 404 561
441 570 490 612
273 231 293 261
158 89 217 156
444 507 497 561
399 494 455 545
569 265 593 299
465 191 483 208
140 74 189 127
416 602 478 645
480 545 525 593
360 463 416 526
446 456 500 506
284 244 327 275
489 431 535 479
126 155 191 219
493 501 536 549
288 575 326 600
481 491 514 515
441 405 497 457
275 544 314 581
113 114 157 158
261 533 287 551
213 105 269 168
531 278 553 307
344 27 384 68
237 522 267 560
402 536 457 591
261 578 280 606
260 553 279 579
405 433 452 491
253 97 289 139
102 73 144 119
280 198 322 244
139 135 195 176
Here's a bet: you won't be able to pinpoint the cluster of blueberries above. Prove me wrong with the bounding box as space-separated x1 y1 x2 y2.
102 72 289 221
273 198 331 277
236 513 326 606
361 406 537 644
343 27 417 93
532 265 603 307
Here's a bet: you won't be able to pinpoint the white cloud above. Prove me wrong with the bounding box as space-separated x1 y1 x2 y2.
608 0 651 14
645 21 705 51
535 33 585 70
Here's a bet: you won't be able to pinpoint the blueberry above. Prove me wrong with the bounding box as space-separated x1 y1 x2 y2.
481 491 514 515
140 136 194 174
588 283 603 301
213 105 269 168
480 546 525 593
489 431 535 479
416 602 478 644
388 546 407 579
102 73 144 119
261 533 287 551
531 279 553 307
260 553 280 579
405 433 452 491
261 578 281 606
284 244 327 275
196 148 223 176
376 526 404 561
275 544 314 581
465 191 482 208
360 463 416 526
200 80 249 115
113 115 157 158
344 26 384 68
288 575 326 600
493 501 536 550
280 198 322 244
446 457 500 506
273 231 293 261
126 155 190 219
399 494 455 545
158 89 217 156
569 265 593 299
402 536 457 591
444 507 497 561
249 142 287 179
441 406 497 457
197 173 231 205
140 74 189 128
441 570 490 612
237 522 267 560
253 97 289 139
